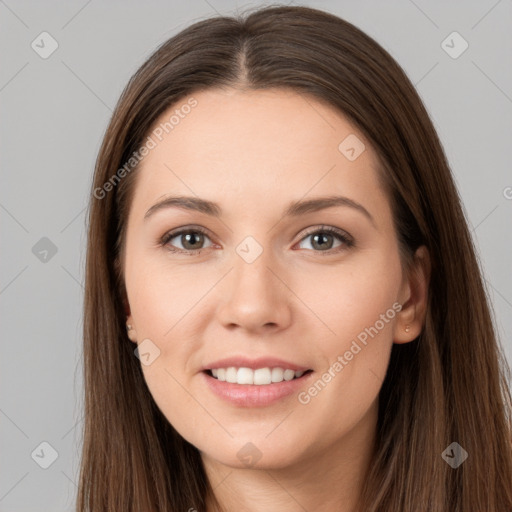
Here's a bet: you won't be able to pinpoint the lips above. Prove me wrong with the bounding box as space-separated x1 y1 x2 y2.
201 368 315 407
201 356 312 373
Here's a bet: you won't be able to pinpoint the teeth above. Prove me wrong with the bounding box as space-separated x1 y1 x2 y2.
209 367 307 385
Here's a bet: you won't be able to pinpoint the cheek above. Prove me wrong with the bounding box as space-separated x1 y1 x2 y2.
298 248 401 414
126 249 202 335
301 248 402 348
124 254 201 395
130 268 201 434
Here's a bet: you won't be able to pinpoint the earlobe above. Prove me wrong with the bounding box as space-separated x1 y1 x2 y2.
122 297 138 342
394 245 430 344
120 284 135 340
125 316 138 343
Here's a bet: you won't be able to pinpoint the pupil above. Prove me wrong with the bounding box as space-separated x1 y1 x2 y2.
184 232 202 249
313 233 332 250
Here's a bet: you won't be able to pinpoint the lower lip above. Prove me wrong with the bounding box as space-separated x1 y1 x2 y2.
201 370 314 407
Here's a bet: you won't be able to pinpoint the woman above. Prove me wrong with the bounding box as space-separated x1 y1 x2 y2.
78 5 512 511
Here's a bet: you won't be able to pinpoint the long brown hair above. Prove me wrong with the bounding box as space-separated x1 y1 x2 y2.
78 5 512 511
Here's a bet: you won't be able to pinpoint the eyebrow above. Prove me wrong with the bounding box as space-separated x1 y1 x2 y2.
144 194 375 226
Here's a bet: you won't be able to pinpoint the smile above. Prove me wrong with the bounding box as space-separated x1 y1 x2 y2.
202 368 314 407
207 366 312 385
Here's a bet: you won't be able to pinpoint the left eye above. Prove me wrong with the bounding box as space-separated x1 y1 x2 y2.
296 227 352 252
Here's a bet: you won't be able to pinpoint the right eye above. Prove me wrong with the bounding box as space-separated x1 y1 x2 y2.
160 227 214 255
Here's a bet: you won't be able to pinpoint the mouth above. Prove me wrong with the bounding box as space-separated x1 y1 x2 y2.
203 367 314 386
201 366 315 407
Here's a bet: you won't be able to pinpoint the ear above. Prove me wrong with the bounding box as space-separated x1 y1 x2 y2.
394 245 430 344
116 256 137 343
125 312 138 344
124 298 137 343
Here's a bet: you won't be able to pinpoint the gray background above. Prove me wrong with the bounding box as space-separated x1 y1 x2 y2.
1 0 511 510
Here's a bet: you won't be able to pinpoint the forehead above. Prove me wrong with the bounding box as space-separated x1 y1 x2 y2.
132 87 385 217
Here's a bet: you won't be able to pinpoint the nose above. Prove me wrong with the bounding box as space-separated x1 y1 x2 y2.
215 245 293 334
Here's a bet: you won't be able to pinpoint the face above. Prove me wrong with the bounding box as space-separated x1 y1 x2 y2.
122 87 414 471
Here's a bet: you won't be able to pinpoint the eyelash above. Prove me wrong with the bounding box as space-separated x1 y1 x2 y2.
158 225 354 256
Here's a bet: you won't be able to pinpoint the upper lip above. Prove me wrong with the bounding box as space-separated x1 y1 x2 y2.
202 356 312 372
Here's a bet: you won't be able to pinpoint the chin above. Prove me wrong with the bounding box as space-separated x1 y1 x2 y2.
200 439 306 471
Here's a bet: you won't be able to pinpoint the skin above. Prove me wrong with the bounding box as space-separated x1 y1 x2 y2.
122 87 430 512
